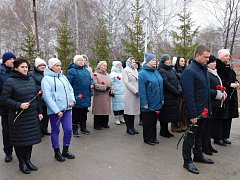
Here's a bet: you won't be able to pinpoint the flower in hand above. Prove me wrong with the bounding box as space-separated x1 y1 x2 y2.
176 108 208 149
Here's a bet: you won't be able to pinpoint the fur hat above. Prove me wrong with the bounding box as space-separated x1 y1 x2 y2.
2 52 16 64
97 61 107 69
81 54 88 61
73 55 84 64
48 58 61 69
112 61 121 67
207 55 217 64
145 53 156 64
35 57 46 67
217 49 230 59
160 54 171 63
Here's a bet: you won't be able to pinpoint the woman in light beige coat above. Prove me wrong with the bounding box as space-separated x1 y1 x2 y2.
92 61 114 130
122 57 140 135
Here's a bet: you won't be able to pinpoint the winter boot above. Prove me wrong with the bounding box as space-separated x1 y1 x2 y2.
15 146 31 174
72 124 80 137
54 148 65 162
62 146 75 159
25 146 38 171
171 123 182 133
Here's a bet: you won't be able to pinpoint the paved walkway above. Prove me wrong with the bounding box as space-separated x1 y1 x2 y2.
0 114 240 180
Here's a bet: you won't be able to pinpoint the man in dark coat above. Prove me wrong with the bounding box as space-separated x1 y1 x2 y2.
181 45 214 174
0 52 16 162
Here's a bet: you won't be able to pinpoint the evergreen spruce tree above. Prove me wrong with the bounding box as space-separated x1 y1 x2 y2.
172 0 199 60
21 27 37 65
56 16 75 73
121 0 145 63
91 18 111 71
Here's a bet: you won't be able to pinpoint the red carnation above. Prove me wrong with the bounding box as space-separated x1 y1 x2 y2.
221 86 226 91
39 90 43 95
216 85 221 90
101 81 105 85
201 108 208 118
78 94 83 99
117 76 121 80
155 110 160 115
93 73 97 77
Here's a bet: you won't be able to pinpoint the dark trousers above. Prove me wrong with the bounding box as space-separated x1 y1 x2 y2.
41 106 49 133
182 119 206 163
72 108 88 130
160 122 169 134
1 115 13 154
94 115 109 128
212 118 232 140
202 119 212 150
113 110 124 116
142 111 157 143
124 114 135 130
14 145 32 164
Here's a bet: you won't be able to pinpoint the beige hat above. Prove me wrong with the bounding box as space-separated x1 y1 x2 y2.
48 58 61 69
73 55 84 64
35 58 46 67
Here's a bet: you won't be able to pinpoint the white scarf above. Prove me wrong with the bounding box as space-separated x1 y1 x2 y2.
207 68 222 86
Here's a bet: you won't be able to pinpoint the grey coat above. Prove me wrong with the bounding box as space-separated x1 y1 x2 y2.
122 66 140 115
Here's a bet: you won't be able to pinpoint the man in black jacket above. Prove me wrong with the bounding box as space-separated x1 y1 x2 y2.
181 45 214 174
0 52 16 162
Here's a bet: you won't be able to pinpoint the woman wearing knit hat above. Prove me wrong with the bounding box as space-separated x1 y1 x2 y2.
122 57 140 135
214 49 239 146
110 61 125 125
139 53 164 145
81 54 93 76
92 61 114 130
29 58 50 137
41 58 76 162
67 55 94 137
158 54 182 138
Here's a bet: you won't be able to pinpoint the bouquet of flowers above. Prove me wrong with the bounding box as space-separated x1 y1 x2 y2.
176 108 208 149
216 85 226 107
13 90 43 124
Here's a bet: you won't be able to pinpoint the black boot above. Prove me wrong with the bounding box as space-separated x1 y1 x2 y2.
130 118 139 134
72 124 80 137
5 153 13 162
25 146 38 171
54 148 65 162
62 146 75 159
80 122 90 135
15 146 31 174
125 115 135 135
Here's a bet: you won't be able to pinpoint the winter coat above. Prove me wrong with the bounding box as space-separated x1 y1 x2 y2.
110 66 124 111
138 64 164 113
122 66 140 115
41 67 75 115
1 70 41 146
29 68 46 107
158 63 182 122
92 69 113 115
207 69 224 118
67 63 93 108
181 60 211 119
216 59 239 119
0 64 12 116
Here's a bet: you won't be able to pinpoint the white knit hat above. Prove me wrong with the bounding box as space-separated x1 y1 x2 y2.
112 61 121 67
48 58 61 69
73 55 84 64
35 58 46 68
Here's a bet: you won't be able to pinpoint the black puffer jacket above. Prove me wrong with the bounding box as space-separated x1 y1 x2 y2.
2 70 41 146
29 68 46 106
158 63 182 122
216 59 239 119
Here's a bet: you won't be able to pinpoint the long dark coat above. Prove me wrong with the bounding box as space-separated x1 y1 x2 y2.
2 71 41 146
216 59 239 119
158 63 182 122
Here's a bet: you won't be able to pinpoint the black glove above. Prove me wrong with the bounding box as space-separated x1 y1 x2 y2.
106 86 110 91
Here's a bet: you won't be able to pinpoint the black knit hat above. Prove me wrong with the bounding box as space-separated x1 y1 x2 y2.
207 55 217 64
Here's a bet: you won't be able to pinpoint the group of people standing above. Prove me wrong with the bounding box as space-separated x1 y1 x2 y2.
0 44 238 175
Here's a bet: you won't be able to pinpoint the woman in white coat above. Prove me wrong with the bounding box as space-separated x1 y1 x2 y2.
122 57 140 135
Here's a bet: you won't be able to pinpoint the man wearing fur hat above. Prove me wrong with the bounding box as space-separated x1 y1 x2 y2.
0 52 16 162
